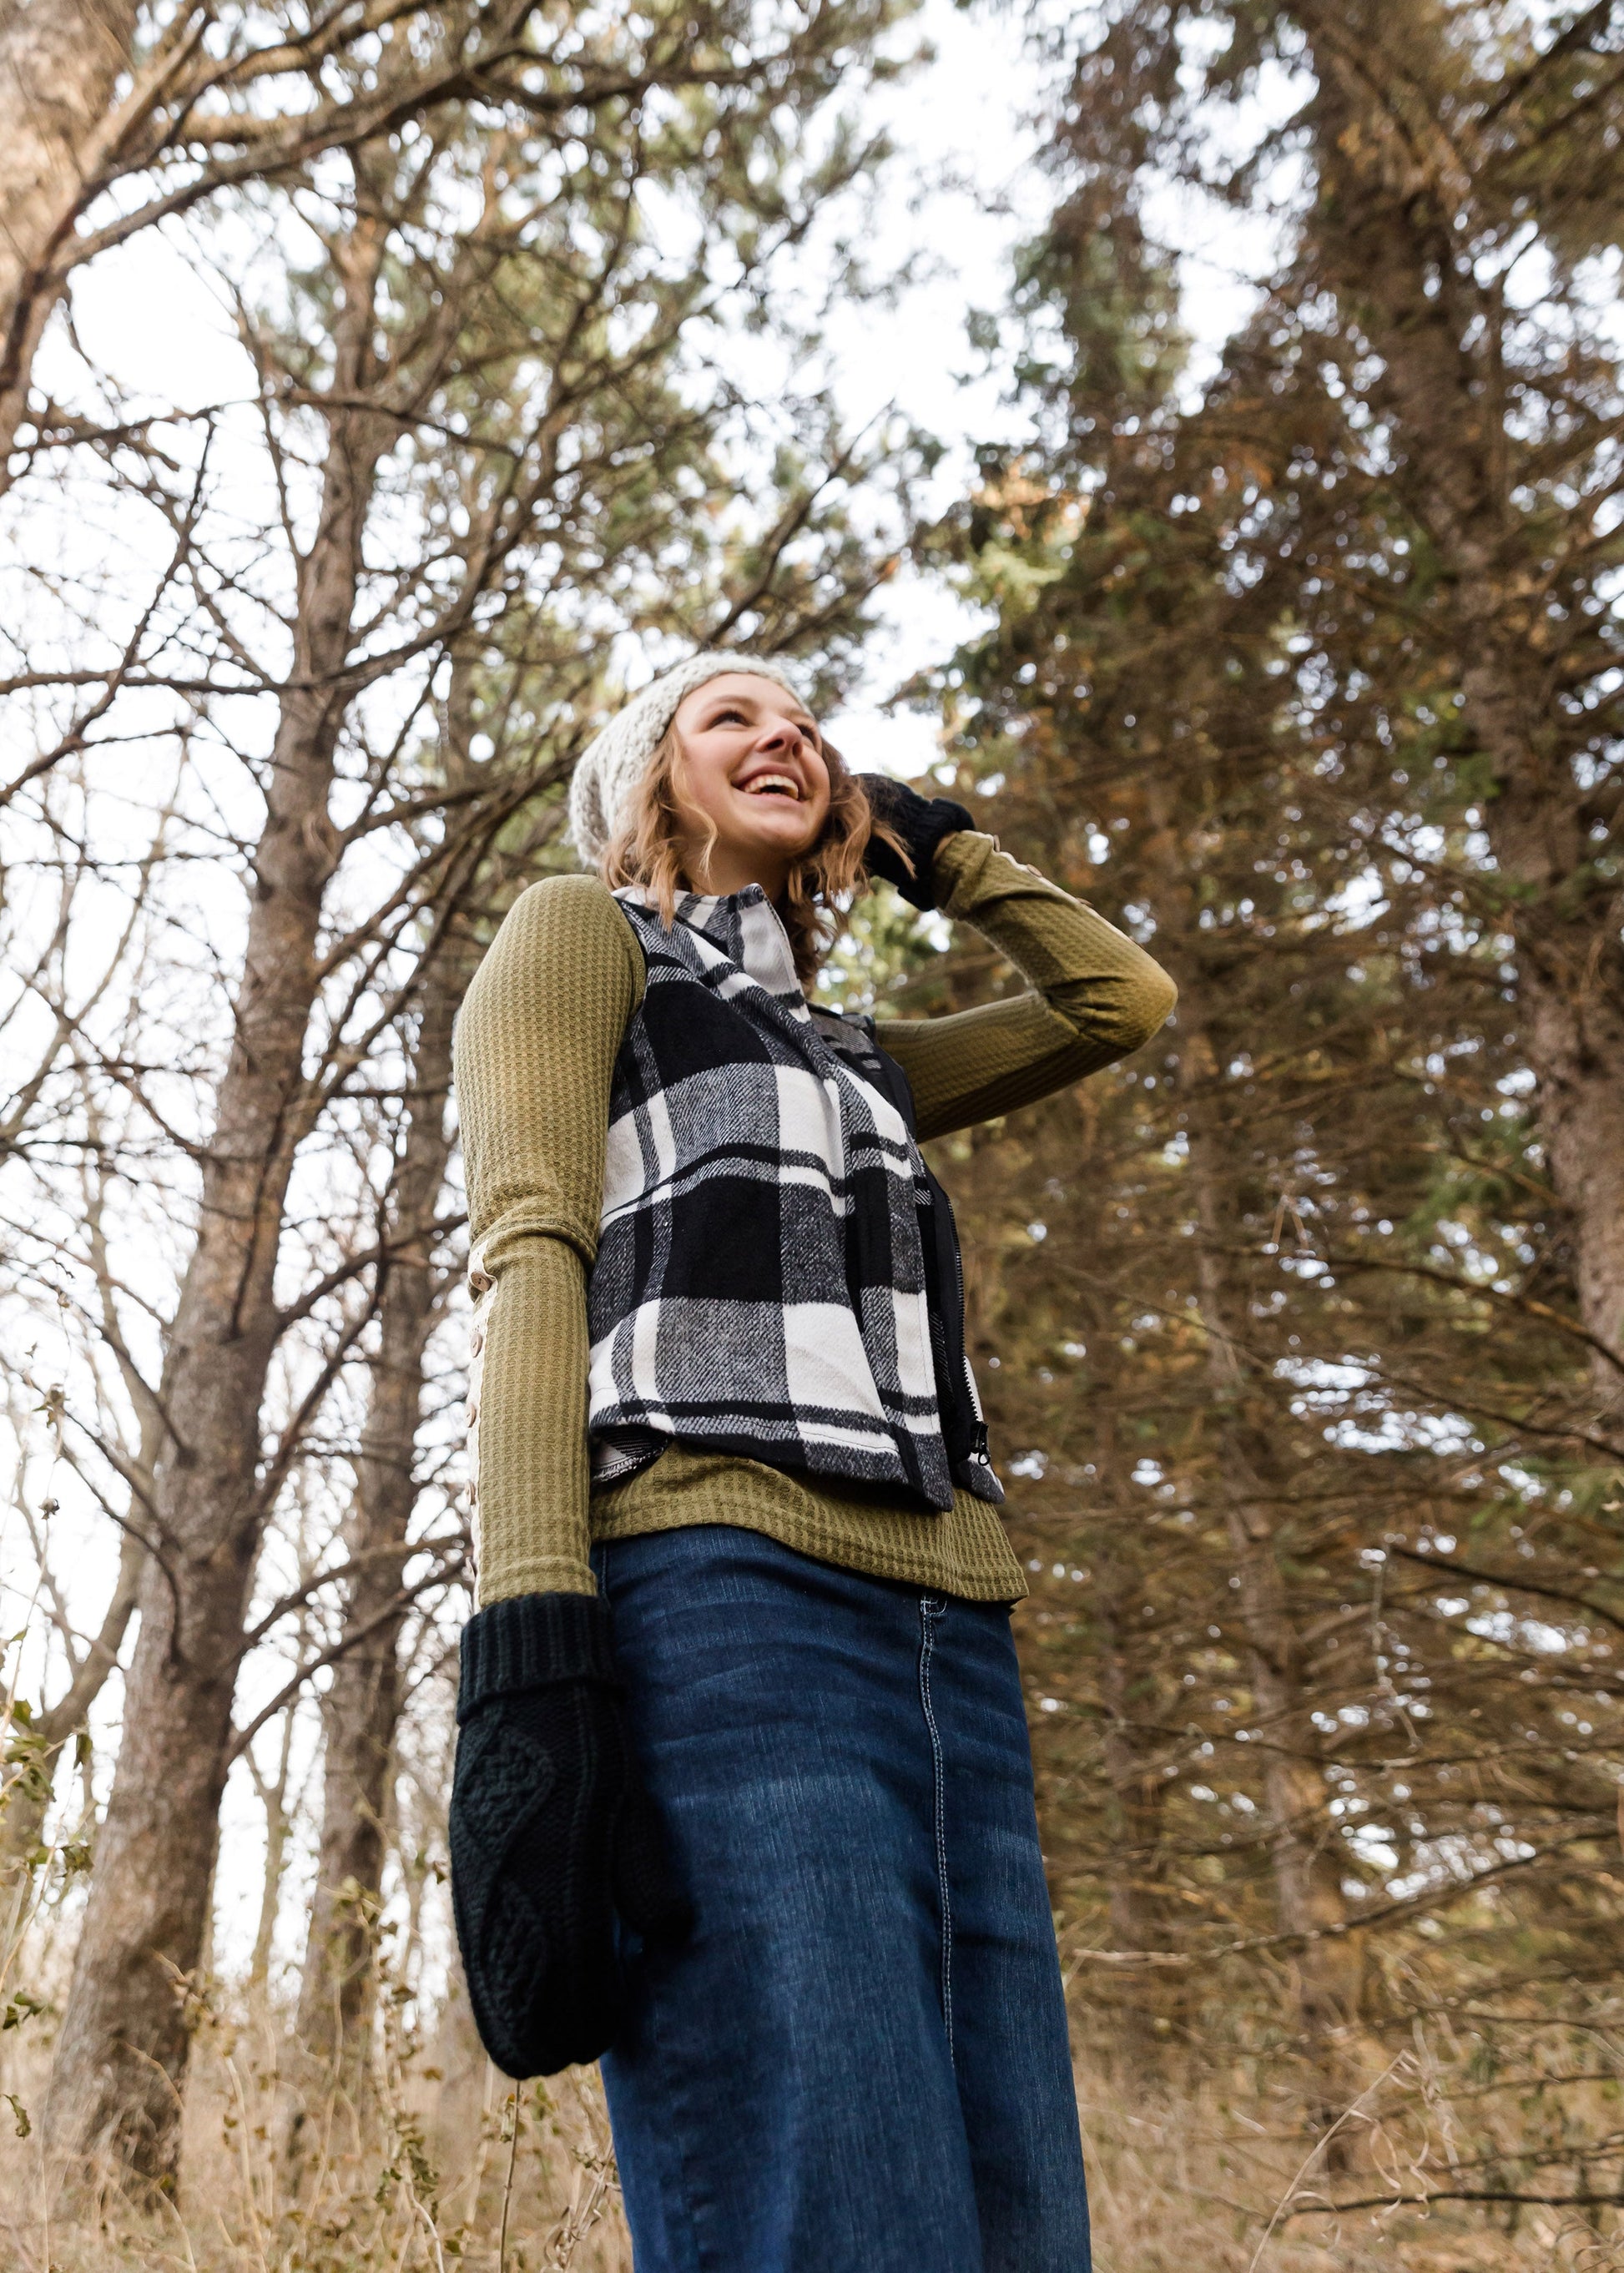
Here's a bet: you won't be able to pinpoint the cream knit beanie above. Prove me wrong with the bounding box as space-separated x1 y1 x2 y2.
567 651 803 863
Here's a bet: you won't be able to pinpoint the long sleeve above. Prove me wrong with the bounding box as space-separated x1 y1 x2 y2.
875 831 1177 1142
455 874 643 1604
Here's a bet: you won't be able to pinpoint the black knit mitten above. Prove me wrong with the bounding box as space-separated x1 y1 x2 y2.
449 1591 687 2079
858 773 975 910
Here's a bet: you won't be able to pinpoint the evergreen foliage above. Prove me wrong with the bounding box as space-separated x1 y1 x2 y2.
918 0 1624 2205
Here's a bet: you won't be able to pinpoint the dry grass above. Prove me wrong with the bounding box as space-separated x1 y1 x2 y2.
0 1993 632 2273
4 2003 1623 2270
1076 2066 1624 2273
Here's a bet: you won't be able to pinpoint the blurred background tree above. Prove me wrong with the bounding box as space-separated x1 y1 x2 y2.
914 0 1624 2230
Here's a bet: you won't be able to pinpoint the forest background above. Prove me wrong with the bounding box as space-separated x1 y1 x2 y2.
3 3 1623 2269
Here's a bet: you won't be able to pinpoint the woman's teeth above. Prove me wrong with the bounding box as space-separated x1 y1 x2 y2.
744 774 799 798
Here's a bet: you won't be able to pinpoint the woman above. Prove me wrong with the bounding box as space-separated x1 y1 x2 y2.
449 653 1176 2273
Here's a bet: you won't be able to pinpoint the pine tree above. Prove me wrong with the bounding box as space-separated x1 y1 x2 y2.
920 24 1624 2184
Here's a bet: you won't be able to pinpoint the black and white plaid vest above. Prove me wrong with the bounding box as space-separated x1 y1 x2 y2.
586 884 1002 1510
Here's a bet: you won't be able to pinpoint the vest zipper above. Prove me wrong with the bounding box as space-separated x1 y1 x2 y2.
950 1223 992 1469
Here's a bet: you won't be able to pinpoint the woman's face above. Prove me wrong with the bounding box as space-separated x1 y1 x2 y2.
669 673 831 899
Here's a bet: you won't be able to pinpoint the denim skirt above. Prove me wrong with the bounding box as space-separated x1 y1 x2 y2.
593 1524 1091 2273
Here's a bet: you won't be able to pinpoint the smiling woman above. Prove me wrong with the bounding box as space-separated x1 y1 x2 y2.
668 673 833 880
448 648 1178 2273
603 669 881 984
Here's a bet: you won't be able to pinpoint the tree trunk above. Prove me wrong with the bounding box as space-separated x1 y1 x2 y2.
246 1702 299 1998
296 939 466 2070
1087 1405 1173 2061
1097 1579 1173 2065
1220 1457 1364 2128
1099 1588 1166 1963
43 212 389 2195
1299 4 1624 1385
0 0 141 472
1179 1010 1363 2133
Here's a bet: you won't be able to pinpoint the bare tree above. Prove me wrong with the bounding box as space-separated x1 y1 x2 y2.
295 910 469 2070
8 1 916 2187
0 0 140 476
0 0 668 480
40 177 403 2178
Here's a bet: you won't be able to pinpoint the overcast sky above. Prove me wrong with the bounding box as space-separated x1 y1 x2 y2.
49 1 1284 781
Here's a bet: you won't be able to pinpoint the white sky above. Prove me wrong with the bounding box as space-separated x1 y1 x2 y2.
50 0 1288 773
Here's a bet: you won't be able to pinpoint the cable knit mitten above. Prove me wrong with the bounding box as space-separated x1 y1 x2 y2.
858 773 975 910
449 1591 687 2078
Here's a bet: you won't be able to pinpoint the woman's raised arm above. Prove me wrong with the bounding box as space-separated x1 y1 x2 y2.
874 830 1177 1143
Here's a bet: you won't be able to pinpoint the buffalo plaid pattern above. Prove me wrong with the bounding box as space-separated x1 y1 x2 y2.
586 885 967 1508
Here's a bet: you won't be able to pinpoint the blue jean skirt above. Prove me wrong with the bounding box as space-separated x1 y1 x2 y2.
593 1523 1091 2273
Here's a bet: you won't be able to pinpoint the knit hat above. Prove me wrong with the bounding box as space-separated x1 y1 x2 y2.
567 651 803 862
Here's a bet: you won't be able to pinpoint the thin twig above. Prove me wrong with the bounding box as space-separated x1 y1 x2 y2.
498 2089 522 2273
1247 2054 1412 2272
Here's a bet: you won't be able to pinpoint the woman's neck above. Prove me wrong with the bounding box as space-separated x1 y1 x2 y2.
683 844 790 900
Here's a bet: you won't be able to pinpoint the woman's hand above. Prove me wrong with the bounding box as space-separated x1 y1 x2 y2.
858 774 975 910
449 1591 688 2078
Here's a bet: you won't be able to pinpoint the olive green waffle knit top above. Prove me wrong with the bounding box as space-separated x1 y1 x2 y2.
456 832 1177 1607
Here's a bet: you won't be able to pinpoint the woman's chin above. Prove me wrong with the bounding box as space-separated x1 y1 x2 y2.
725 814 821 863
